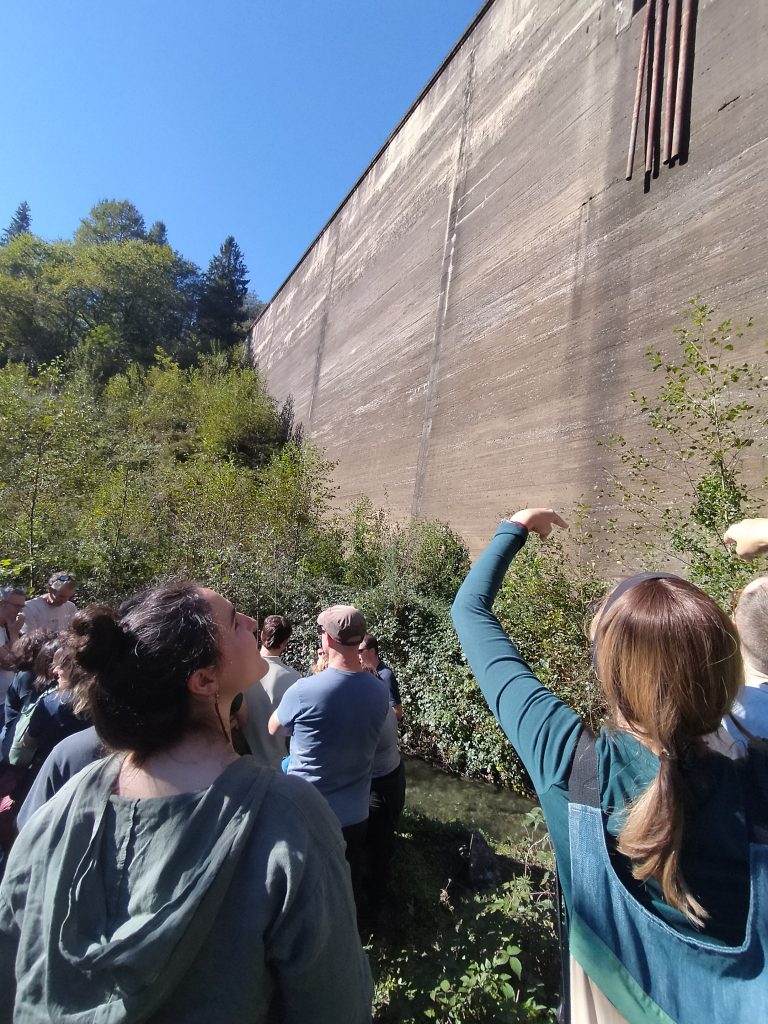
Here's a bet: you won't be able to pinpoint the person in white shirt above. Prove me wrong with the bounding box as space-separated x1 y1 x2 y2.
0 586 26 712
20 573 77 635
241 615 300 768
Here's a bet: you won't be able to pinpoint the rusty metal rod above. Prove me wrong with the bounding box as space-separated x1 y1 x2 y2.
671 0 694 161
626 0 655 180
646 0 666 175
663 0 680 163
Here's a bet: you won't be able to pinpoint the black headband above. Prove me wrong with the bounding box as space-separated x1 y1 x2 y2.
591 572 684 675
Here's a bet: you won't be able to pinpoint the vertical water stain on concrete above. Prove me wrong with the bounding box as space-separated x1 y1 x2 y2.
306 225 341 432
411 48 477 519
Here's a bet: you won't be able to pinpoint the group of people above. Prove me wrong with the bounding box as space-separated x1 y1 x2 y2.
0 574 86 819
238 607 406 917
0 513 767 1022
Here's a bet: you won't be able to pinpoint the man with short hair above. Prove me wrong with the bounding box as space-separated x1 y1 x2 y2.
358 633 403 720
269 605 389 897
241 614 301 768
723 575 768 745
20 573 77 635
0 586 26 716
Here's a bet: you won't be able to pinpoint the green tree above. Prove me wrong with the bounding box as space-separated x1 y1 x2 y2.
244 290 265 324
75 199 147 245
2 201 31 243
0 234 72 362
0 362 101 586
197 235 250 349
601 299 767 603
146 220 169 246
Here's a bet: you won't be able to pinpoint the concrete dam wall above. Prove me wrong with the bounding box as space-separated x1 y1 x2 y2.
248 0 768 555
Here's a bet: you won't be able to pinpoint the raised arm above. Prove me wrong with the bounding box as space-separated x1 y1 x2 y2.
724 518 768 561
450 510 581 795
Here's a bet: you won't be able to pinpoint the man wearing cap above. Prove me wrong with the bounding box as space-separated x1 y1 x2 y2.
268 604 389 896
20 573 77 635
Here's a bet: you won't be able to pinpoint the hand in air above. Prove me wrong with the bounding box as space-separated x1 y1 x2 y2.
723 519 768 561
510 508 569 539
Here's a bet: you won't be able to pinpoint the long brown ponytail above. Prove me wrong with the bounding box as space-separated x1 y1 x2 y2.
595 577 743 927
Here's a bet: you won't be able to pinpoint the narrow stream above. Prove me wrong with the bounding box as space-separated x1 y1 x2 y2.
403 755 535 845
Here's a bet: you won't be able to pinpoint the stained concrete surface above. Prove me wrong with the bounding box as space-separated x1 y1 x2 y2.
249 0 768 555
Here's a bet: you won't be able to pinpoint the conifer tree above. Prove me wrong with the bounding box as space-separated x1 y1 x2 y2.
2 201 32 243
146 220 169 246
197 235 250 348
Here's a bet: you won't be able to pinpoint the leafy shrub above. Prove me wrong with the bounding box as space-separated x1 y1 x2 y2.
600 298 767 605
369 809 558 1024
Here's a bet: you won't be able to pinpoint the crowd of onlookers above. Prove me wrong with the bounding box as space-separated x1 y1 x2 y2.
0 515 767 1022
0 577 405 930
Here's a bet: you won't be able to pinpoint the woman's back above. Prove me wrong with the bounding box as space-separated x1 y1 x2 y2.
0 755 371 1024
452 514 768 1022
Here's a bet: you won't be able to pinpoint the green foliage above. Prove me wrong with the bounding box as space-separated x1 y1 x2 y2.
0 229 198 367
369 810 558 1024
336 498 604 791
197 235 250 350
493 535 606 736
344 498 470 603
146 221 169 246
0 352 321 601
75 199 147 245
600 299 767 603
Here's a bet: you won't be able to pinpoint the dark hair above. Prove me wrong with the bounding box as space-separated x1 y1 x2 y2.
359 634 379 654
8 629 56 673
31 636 63 695
69 582 220 761
260 614 291 650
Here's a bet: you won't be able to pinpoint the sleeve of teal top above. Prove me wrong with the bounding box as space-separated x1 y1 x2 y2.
450 520 582 797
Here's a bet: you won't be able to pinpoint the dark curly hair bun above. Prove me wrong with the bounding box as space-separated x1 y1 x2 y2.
69 606 132 673
68 582 220 761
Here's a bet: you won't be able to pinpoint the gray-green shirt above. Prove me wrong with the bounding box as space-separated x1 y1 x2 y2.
0 755 372 1023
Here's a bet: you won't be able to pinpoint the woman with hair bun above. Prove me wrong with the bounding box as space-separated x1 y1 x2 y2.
451 509 768 1024
0 582 372 1023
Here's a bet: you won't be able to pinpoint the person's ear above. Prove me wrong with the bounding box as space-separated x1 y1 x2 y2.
187 666 217 697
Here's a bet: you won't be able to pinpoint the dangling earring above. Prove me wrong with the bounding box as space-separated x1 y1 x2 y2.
213 690 229 743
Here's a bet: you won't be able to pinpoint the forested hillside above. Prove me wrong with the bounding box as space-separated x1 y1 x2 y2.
0 198 260 373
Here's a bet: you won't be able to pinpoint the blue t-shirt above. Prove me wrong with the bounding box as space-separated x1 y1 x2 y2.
275 668 389 827
724 682 768 746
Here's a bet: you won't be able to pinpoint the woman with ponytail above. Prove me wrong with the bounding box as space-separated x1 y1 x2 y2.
0 582 372 1023
451 509 768 1024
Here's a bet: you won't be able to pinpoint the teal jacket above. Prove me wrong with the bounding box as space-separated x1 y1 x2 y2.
451 521 763 947
0 756 372 1023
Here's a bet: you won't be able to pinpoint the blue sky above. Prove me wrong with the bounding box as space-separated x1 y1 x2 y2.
1 0 481 299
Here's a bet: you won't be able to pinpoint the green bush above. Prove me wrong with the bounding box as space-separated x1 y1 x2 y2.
369 810 558 1024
